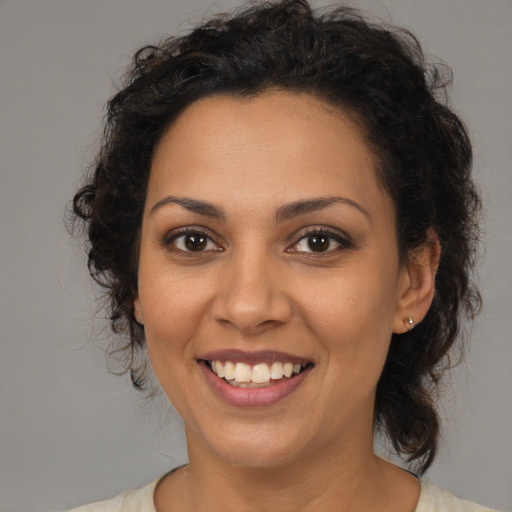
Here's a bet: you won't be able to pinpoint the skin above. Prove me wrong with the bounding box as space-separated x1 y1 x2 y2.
134 91 440 512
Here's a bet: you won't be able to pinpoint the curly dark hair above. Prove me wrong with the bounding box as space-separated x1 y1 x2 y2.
73 0 481 474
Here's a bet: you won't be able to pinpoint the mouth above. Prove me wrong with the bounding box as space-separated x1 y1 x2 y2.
196 350 315 407
204 360 314 388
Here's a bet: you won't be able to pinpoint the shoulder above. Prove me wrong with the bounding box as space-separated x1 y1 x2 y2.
416 481 500 512
63 480 158 512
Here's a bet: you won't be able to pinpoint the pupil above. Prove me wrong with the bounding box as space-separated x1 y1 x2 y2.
308 235 329 252
185 233 207 251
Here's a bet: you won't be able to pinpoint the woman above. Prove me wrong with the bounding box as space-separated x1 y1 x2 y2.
69 1 496 510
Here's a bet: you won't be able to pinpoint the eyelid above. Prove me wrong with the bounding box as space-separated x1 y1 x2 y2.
286 225 353 254
161 224 352 255
162 226 224 253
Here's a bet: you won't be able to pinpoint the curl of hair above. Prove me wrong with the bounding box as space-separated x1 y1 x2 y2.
72 0 481 474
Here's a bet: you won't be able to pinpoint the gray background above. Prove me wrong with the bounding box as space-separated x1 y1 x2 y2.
0 1 511 511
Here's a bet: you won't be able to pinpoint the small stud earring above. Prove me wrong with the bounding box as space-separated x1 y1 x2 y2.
406 316 415 330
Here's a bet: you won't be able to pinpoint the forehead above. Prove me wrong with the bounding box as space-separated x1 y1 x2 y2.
156 91 372 160
148 91 391 220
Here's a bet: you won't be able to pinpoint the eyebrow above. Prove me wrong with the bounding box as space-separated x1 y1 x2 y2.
275 197 370 223
149 195 369 222
150 196 226 220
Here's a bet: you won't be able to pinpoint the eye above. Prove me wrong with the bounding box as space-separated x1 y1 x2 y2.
288 228 351 254
164 229 222 253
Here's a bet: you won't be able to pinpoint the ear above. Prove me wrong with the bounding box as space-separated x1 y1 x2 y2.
393 230 441 334
133 295 144 325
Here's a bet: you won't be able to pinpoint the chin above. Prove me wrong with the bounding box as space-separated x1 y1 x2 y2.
216 444 299 469
202 424 313 469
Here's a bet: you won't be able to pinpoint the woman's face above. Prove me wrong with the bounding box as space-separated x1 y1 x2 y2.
135 91 413 468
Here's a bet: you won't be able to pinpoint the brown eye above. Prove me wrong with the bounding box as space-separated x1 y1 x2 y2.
307 234 330 252
184 233 208 251
167 229 221 253
288 228 352 255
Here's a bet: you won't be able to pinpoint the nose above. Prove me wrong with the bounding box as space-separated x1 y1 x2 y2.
211 250 293 335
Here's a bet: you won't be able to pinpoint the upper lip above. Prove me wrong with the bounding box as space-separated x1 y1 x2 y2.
197 349 313 365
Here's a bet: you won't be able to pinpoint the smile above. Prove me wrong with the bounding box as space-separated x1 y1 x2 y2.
197 350 315 407
208 360 311 388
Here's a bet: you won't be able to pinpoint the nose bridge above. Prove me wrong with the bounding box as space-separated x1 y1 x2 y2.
212 244 291 333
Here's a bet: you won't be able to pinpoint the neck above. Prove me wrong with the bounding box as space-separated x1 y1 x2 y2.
154 426 419 512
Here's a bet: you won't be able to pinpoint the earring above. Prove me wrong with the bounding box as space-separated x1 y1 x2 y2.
405 316 415 330
136 310 143 320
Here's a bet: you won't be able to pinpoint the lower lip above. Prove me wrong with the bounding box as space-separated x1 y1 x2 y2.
198 362 312 408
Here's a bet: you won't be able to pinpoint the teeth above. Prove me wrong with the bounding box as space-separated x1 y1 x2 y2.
224 361 235 380
252 364 271 383
209 360 310 384
270 361 284 380
216 361 225 378
234 362 252 383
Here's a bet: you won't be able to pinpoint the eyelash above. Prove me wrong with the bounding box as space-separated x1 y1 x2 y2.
162 226 352 256
287 227 353 256
162 227 222 255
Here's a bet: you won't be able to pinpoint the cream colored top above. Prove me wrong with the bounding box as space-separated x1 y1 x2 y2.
66 479 500 511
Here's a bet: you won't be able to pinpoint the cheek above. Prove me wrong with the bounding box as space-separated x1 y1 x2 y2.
139 274 211 387
303 267 397 332
315 298 392 367
141 265 210 334
141 281 206 412
298 263 398 369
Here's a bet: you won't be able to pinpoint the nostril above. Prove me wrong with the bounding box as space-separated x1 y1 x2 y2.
258 319 280 327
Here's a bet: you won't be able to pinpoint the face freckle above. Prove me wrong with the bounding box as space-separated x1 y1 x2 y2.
134 90 411 468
